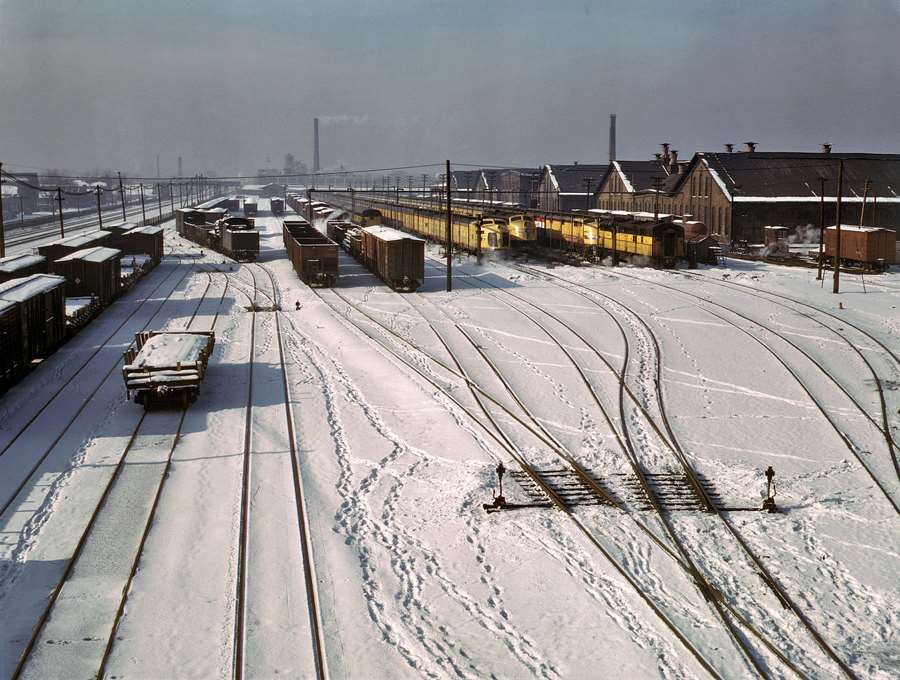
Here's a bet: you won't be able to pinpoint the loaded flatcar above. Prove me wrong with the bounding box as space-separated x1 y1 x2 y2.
361 226 424 292
283 220 338 286
123 330 215 408
326 220 353 245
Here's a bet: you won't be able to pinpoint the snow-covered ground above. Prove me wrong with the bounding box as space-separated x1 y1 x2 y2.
0 198 897 679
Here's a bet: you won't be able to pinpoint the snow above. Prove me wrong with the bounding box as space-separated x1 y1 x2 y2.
1 202 898 679
612 161 635 193
826 224 894 233
363 224 424 242
701 158 733 201
127 332 210 369
54 246 120 263
65 296 94 316
0 273 65 301
0 254 45 273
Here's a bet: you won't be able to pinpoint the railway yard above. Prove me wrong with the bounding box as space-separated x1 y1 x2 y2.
0 197 897 679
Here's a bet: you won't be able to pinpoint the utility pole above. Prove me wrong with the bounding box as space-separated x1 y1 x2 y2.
816 177 826 280
652 177 663 221
139 183 146 224
350 186 355 220
422 173 428 198
859 179 871 227
833 159 844 294
582 177 594 211
57 187 65 237
0 162 5 258
96 186 103 230
306 188 313 223
446 159 452 292
157 183 162 219
169 182 175 215
118 172 126 220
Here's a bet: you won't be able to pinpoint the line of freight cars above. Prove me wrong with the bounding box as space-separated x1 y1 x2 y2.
317 192 684 267
175 208 260 261
0 224 165 393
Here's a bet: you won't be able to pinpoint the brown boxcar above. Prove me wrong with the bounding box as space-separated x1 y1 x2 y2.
0 274 67 365
222 229 260 261
270 197 284 214
122 225 165 262
37 230 112 262
824 225 896 267
0 299 22 392
0 254 48 284
361 226 425 292
52 246 122 305
243 200 258 217
283 221 338 286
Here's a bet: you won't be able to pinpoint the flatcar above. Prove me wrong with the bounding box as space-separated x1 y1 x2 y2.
283 220 338 286
823 225 896 270
123 330 215 408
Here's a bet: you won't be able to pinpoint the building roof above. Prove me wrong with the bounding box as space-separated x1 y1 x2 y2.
678 152 900 202
56 246 121 263
546 164 608 193
0 253 45 273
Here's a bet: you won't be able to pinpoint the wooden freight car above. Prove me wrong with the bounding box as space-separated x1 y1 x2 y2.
0 253 48 284
270 197 285 214
52 246 122 305
326 220 354 244
0 299 22 392
221 228 260 262
122 225 165 263
243 199 258 217
0 274 67 366
824 225 896 269
123 330 216 408
283 220 338 286
361 226 425 292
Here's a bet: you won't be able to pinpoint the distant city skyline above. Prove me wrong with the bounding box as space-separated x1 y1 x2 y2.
1 0 898 177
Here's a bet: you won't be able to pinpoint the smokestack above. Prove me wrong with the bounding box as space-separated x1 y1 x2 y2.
744 141 757 153
661 143 670 164
313 118 320 172
177 156 182 177
669 149 678 172
821 143 832 154
609 114 617 162
724 143 734 153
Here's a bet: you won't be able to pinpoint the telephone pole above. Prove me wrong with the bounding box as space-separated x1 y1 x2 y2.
0 162 5 258
139 183 146 224
816 177 826 280
56 187 65 237
858 179 871 227
582 177 594 211
832 160 844 294
652 177 663 221
157 183 162 219
446 159 452 292
96 186 104 230
118 172 126 221
169 182 175 215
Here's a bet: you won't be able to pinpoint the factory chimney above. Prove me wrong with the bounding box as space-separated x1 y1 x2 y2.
608 114 616 163
313 118 320 172
821 143 832 154
724 143 734 153
177 156 183 177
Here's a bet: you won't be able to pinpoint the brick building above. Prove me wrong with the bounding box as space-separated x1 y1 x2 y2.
536 163 608 212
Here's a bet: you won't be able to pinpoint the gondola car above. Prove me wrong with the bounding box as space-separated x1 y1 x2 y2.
283 220 338 286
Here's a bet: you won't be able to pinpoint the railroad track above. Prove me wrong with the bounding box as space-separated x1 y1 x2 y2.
419 258 856 677
526 263 900 509
314 282 824 679
10 275 227 679
480 261 859 677
0 257 200 519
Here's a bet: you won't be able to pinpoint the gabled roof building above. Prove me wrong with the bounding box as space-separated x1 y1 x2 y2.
536 163 608 212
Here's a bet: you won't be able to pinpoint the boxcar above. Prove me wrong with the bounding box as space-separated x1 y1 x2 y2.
0 254 48 284
270 197 285 214
824 225 896 268
243 200 258 217
283 221 338 286
0 300 22 391
361 226 425 292
52 246 122 305
0 274 67 365
122 225 165 263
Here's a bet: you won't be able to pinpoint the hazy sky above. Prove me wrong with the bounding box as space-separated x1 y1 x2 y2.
1 0 898 178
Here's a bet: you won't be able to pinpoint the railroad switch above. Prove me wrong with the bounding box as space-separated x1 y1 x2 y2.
762 466 778 513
